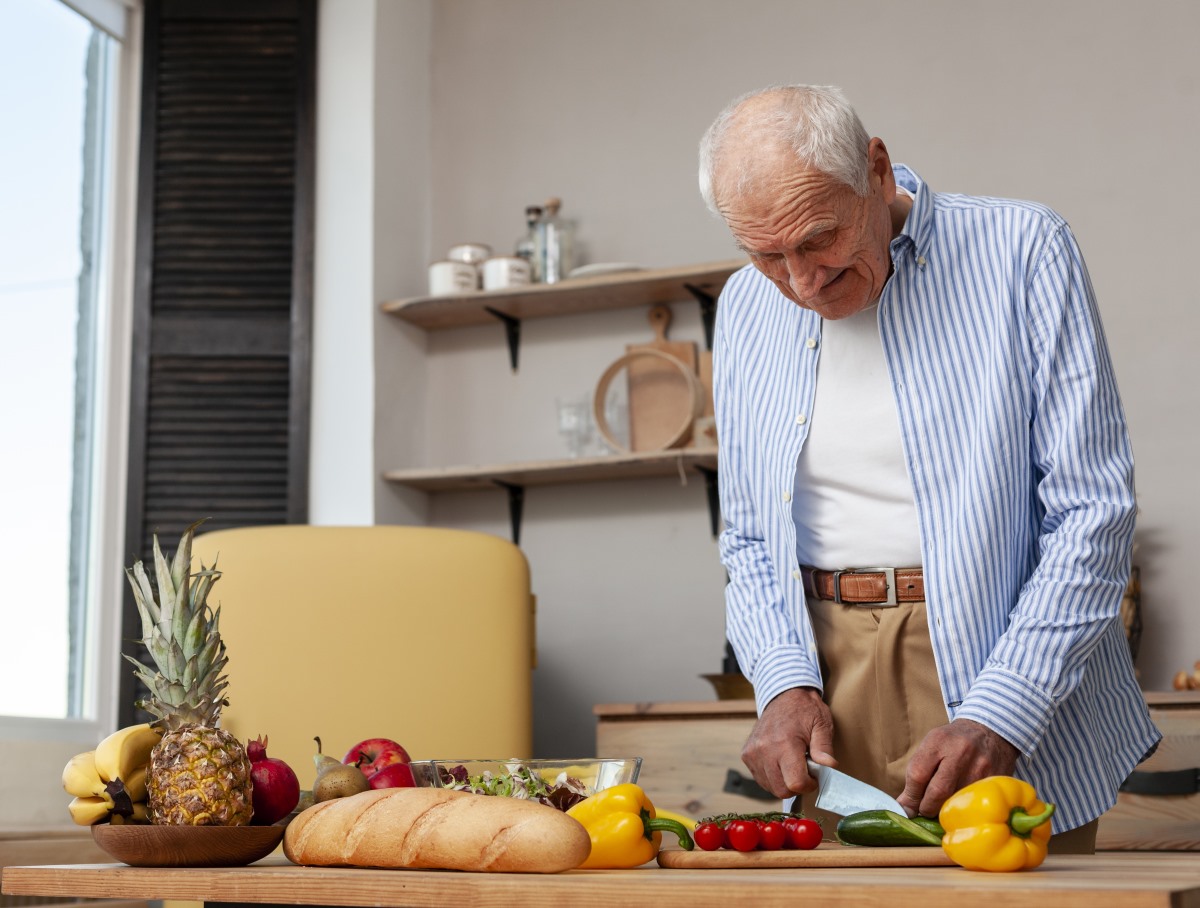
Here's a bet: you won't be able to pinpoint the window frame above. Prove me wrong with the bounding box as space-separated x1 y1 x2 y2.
0 0 142 746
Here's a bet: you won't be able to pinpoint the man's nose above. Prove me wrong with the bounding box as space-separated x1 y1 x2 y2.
783 251 825 301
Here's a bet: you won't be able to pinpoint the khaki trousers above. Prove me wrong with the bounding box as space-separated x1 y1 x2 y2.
799 597 947 835
798 597 1096 854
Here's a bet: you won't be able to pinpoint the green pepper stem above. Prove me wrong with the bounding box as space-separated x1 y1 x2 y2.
643 816 695 851
1009 802 1056 837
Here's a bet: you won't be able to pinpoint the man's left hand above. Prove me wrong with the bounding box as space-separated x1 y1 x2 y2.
896 718 1020 818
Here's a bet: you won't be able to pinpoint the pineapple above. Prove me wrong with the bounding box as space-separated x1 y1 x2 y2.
123 520 253 826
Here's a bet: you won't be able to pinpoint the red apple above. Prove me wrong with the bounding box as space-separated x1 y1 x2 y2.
368 761 416 789
343 737 411 777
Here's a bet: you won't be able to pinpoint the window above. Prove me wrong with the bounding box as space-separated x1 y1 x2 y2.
0 0 131 731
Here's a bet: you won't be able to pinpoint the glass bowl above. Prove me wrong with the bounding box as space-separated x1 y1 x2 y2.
409 757 641 809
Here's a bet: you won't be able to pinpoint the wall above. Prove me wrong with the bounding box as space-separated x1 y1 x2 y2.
331 0 1200 758
310 0 383 524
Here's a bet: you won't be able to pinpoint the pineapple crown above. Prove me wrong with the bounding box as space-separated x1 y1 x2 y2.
124 519 230 730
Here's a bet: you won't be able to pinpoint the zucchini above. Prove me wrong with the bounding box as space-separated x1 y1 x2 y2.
835 810 945 847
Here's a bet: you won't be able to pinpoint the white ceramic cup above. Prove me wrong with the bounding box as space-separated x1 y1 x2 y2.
428 260 479 295
482 256 532 291
447 243 492 266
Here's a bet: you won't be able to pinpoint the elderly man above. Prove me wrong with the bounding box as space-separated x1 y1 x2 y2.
699 84 1159 852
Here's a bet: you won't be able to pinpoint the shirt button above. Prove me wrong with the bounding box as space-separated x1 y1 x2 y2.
792 569 802 581
795 414 807 425
806 337 818 349
917 255 928 267
782 491 792 503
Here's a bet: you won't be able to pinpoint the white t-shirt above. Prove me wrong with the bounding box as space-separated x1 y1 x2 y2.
792 301 923 569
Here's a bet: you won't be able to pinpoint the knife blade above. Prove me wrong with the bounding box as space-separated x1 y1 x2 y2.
805 760 906 816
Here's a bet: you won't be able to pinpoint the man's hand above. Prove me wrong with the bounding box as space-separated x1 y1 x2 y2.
741 687 836 798
897 718 1020 817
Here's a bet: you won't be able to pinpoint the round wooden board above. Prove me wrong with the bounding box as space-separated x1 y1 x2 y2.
657 842 955 869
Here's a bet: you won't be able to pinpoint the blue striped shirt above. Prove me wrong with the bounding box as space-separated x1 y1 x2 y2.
713 164 1161 830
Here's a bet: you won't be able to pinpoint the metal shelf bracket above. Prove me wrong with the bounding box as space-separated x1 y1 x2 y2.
694 465 720 538
684 283 718 351
484 306 522 372
492 479 525 544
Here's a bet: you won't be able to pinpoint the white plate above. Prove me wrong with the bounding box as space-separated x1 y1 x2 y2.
567 262 644 279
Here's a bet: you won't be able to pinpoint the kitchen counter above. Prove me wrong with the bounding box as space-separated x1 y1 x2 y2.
5 853 1200 908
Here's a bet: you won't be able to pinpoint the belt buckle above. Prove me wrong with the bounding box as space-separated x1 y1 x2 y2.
832 567 897 607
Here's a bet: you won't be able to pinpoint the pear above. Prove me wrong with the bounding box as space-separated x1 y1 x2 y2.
312 736 371 803
312 736 342 776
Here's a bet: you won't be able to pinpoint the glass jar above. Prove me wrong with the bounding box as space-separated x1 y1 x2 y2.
533 197 574 283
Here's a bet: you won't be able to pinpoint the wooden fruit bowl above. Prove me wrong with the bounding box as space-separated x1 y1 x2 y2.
91 823 284 867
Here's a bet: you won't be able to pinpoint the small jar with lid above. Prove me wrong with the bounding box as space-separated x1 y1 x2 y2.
446 243 492 268
428 259 479 295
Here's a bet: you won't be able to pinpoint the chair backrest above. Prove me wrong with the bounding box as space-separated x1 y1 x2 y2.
190 525 534 786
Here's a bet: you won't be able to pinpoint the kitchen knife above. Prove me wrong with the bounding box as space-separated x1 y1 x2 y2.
805 759 907 816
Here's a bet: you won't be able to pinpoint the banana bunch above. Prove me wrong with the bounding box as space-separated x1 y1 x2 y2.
62 723 161 825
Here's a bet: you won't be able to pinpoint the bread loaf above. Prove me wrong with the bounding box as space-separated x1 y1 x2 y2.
283 787 591 873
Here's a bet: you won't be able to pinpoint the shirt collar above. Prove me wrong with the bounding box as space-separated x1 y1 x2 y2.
891 163 933 261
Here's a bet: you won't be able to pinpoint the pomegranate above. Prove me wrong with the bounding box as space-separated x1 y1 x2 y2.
248 735 301 825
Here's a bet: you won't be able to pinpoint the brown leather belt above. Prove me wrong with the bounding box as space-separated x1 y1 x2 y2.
801 566 924 606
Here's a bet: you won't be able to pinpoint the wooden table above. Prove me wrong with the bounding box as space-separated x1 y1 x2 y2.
5 853 1200 908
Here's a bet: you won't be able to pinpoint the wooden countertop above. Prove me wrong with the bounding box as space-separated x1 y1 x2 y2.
593 690 1196 720
6 853 1200 908
594 700 757 719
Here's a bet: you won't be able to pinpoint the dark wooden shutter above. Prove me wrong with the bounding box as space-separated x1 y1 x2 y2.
120 0 316 725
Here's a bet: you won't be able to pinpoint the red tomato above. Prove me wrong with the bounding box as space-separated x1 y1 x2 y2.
783 817 822 850
694 822 725 851
758 820 787 850
726 819 761 852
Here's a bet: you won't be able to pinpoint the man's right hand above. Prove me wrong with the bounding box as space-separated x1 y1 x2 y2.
741 686 837 798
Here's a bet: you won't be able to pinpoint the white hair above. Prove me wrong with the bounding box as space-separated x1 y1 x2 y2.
698 84 871 215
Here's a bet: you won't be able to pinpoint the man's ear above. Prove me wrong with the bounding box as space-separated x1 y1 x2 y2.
867 137 895 198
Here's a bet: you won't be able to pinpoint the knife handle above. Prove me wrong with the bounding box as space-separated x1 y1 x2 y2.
722 769 777 801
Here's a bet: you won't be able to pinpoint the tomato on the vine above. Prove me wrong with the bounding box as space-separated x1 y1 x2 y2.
783 816 822 850
725 819 761 852
693 822 725 851
758 820 787 850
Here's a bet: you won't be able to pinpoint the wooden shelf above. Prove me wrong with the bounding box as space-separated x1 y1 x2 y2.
381 260 744 330
383 447 718 492
380 261 739 539
385 448 721 543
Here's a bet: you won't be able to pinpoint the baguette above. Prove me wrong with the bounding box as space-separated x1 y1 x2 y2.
283 787 592 873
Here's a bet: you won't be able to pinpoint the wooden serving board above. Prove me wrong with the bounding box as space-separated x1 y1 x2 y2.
625 304 698 451
697 349 714 418
658 842 955 869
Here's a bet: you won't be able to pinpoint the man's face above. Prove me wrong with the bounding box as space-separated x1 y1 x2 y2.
718 140 897 320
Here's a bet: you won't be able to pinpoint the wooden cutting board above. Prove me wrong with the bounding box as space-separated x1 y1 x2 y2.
625 304 699 451
658 842 955 869
698 349 714 418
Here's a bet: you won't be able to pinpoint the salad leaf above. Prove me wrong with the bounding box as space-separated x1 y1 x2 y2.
436 762 590 811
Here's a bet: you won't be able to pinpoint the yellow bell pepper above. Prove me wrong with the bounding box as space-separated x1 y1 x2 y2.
566 783 694 869
938 775 1056 872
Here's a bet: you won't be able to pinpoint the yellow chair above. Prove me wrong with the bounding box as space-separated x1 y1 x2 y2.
190 525 535 787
